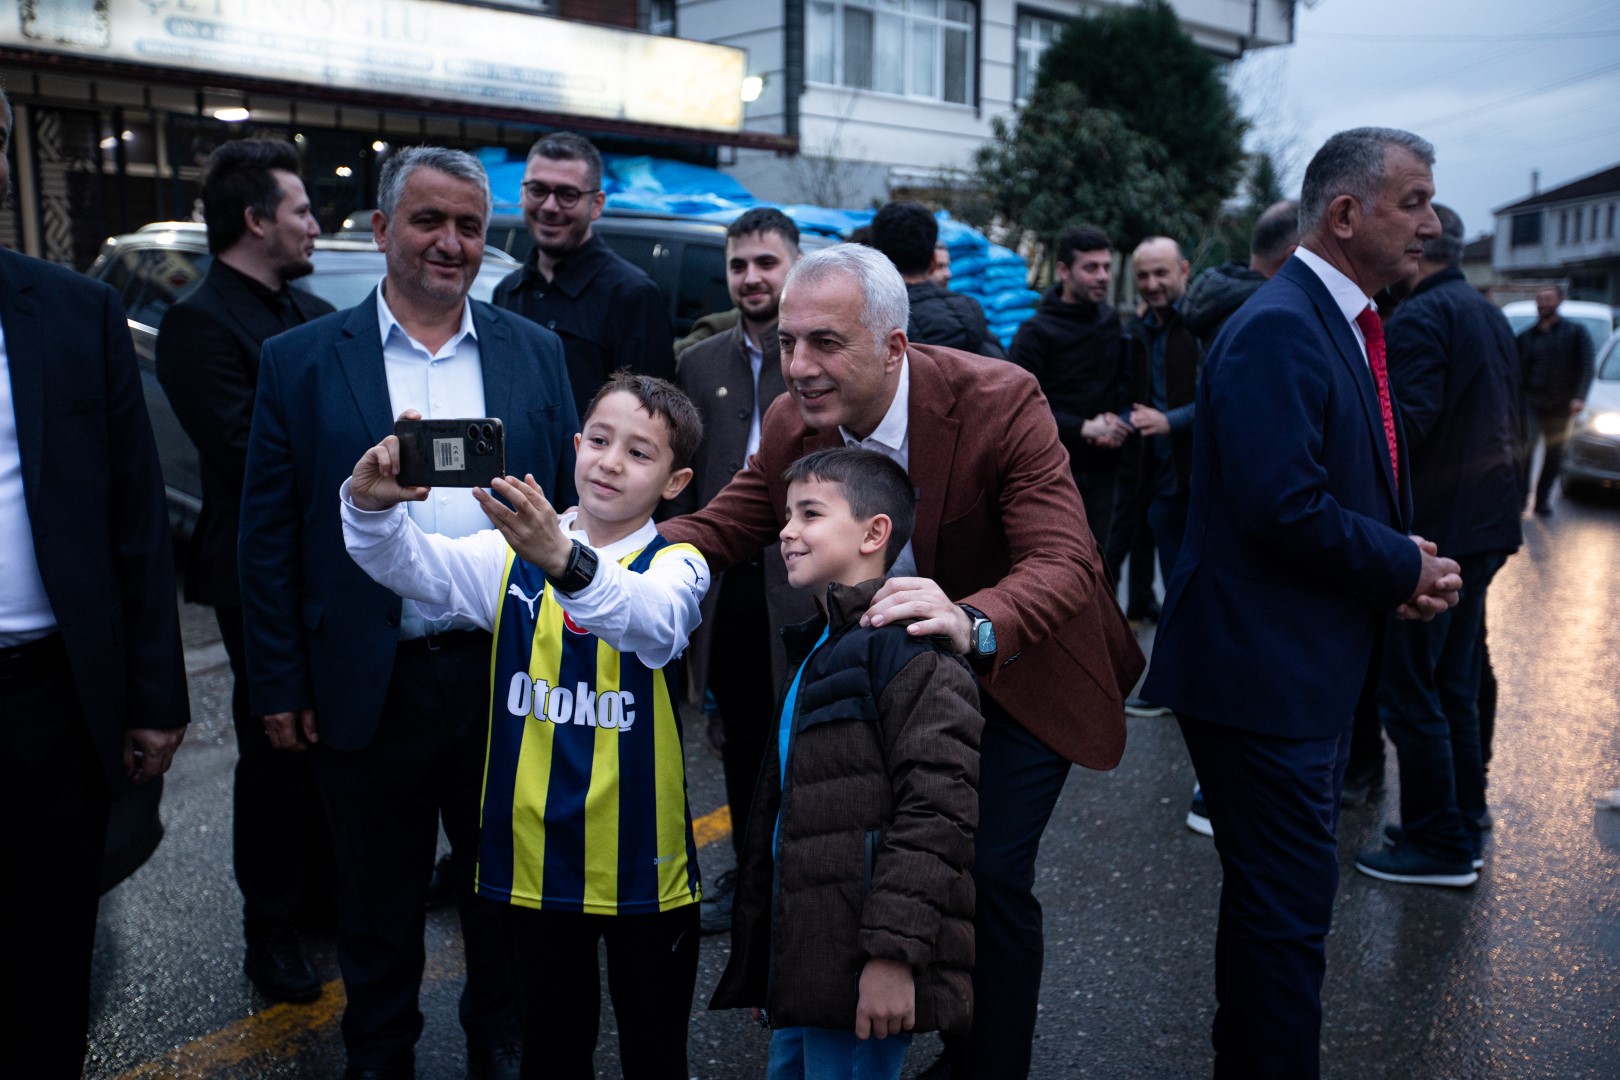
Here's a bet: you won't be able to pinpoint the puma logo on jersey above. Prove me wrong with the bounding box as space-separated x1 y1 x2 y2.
507 583 543 620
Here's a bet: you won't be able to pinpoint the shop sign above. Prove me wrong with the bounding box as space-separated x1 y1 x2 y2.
0 0 747 133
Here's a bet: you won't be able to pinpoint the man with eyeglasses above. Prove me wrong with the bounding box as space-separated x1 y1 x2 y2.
494 131 675 420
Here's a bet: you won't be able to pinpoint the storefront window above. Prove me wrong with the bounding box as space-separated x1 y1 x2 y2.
807 0 976 105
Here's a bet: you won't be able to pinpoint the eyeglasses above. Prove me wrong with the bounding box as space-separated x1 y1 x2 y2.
521 181 598 209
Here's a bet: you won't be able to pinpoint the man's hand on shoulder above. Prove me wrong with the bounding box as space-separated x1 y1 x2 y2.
854 957 915 1040
862 577 972 654
1396 535 1462 621
351 410 431 510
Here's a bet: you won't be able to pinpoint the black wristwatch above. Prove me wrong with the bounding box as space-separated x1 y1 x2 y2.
548 539 600 596
960 604 996 665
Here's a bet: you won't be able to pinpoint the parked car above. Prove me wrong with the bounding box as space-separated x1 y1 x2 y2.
1562 329 1620 497
340 207 832 337
1500 299 1616 356
87 222 520 535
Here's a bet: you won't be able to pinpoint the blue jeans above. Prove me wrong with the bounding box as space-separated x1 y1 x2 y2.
767 1026 911 1080
1378 551 1509 863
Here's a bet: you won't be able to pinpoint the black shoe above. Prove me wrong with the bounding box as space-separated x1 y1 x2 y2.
700 868 736 935
244 925 321 1003
1355 842 1477 887
467 1041 522 1080
425 852 458 910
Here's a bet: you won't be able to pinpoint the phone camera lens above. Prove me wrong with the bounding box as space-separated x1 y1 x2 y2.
467 424 480 440
475 440 490 455
481 423 495 440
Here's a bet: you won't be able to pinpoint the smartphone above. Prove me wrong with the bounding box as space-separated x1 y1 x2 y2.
395 418 506 488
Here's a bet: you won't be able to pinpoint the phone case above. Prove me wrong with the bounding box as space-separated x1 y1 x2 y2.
395 418 506 488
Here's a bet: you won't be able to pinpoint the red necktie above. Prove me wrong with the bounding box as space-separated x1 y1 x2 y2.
1355 306 1399 487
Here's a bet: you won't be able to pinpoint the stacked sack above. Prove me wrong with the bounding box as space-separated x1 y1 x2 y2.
936 215 1039 350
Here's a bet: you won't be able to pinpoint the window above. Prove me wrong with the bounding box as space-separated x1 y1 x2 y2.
1607 203 1615 240
639 0 675 36
1558 210 1568 244
1510 211 1541 247
807 0 977 105
1573 207 1582 243
1015 11 1068 104
1591 203 1600 241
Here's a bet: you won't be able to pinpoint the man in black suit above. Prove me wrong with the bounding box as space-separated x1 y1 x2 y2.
1357 204 1523 885
0 90 190 1076
241 146 576 1079
157 137 337 1003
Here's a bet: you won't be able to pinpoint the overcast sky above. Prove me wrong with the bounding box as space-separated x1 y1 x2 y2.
1229 0 1620 240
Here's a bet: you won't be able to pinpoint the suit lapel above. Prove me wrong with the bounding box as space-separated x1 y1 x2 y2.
1281 259 1400 510
472 301 514 420
0 253 45 516
900 349 960 576
335 291 394 445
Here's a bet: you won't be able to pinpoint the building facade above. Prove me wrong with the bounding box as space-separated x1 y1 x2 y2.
0 0 771 266
676 0 1296 206
1492 164 1620 305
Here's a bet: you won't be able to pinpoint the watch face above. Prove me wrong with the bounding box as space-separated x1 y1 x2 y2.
975 620 996 655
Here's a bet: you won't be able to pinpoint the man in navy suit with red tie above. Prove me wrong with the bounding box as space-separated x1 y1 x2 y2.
1142 128 1464 1079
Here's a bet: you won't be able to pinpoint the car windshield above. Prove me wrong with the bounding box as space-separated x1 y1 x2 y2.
1600 338 1620 382
292 249 513 310
1504 313 1612 356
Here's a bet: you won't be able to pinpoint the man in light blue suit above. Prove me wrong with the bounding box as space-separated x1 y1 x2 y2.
241 146 576 1079
1142 128 1463 1079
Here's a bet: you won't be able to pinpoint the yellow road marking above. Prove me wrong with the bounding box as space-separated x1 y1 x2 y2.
692 803 732 849
113 806 735 1078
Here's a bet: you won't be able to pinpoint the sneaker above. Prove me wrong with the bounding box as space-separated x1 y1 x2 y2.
1125 697 1172 718
1382 823 1483 869
1185 787 1213 837
1355 843 1478 887
244 924 321 1002
699 868 736 935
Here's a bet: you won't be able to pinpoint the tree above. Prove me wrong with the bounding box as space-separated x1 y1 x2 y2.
963 83 1200 252
1035 0 1248 227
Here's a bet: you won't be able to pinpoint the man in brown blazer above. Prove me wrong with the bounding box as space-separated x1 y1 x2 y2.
669 207 810 934
661 244 1142 1079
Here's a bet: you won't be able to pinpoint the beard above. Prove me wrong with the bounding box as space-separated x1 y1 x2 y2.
277 255 316 282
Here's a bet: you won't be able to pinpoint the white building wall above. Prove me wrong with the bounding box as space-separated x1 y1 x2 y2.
1493 197 1620 273
678 0 1292 206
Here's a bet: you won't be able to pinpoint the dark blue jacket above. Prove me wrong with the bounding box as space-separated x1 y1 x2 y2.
239 291 578 749
1143 256 1420 738
1385 266 1524 559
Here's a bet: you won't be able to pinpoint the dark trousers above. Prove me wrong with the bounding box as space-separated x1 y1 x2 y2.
708 558 775 858
503 903 700 1080
1073 467 1117 555
216 606 338 936
1178 712 1351 1080
1526 409 1572 508
3 634 110 1079
1479 608 1498 770
1147 488 1190 585
1104 458 1157 611
954 699 1073 1080
1379 552 1508 862
310 633 517 1069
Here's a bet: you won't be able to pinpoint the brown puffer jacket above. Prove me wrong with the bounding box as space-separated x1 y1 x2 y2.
709 579 983 1033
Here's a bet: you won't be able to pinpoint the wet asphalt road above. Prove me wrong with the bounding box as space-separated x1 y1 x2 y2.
86 489 1619 1079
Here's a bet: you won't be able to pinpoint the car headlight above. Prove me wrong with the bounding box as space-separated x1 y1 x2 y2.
1591 411 1620 436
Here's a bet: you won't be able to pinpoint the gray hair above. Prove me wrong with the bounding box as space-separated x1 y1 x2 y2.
784 243 911 351
377 146 492 226
1423 203 1465 265
1299 128 1435 234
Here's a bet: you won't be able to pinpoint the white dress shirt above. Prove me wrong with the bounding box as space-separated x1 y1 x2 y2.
839 357 916 578
1294 248 1374 366
0 317 57 646
340 487 709 669
376 283 489 639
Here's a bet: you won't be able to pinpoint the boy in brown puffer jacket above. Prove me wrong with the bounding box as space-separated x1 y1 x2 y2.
710 447 983 1078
